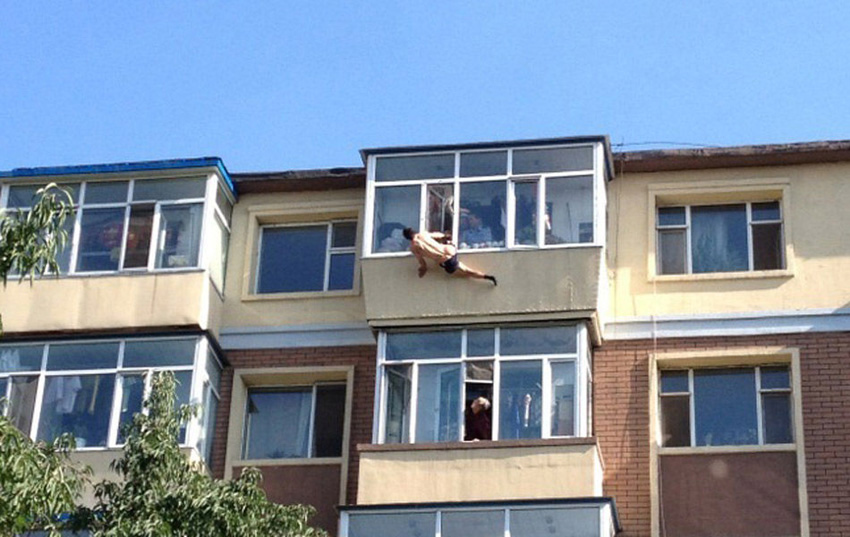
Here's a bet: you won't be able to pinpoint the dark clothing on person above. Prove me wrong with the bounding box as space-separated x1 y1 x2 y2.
465 409 491 441
440 254 460 274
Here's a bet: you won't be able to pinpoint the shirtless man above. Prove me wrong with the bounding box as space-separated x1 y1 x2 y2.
403 228 497 286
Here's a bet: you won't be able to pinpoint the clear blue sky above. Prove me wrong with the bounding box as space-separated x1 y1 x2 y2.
2 1 849 173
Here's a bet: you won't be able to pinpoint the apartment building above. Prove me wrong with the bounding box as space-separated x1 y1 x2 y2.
1 138 848 536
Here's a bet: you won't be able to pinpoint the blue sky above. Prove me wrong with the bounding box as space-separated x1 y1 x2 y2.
2 1 849 172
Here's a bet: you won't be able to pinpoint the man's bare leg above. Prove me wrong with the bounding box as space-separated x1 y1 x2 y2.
455 261 497 286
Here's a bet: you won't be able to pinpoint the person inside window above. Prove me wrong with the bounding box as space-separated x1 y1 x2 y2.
461 212 493 248
464 396 492 441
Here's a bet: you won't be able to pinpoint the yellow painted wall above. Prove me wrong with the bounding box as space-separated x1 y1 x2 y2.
608 163 850 319
0 271 213 334
362 247 602 325
221 189 367 328
357 443 602 504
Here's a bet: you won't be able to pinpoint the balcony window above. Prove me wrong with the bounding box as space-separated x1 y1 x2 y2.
659 366 793 447
377 324 591 444
241 384 346 460
341 500 618 537
657 201 784 275
255 221 357 294
0 336 221 449
366 144 599 254
3 176 233 282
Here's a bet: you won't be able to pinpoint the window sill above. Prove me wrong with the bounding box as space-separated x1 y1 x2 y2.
363 243 604 260
242 288 360 302
359 436 597 453
650 269 793 283
658 443 796 455
5 267 205 281
236 457 343 467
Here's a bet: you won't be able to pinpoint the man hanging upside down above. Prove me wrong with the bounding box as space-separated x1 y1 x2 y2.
403 227 497 286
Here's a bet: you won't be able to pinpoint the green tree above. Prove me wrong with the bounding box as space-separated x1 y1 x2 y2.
85 372 326 537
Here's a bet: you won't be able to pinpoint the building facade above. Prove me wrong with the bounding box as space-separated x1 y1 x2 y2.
1 138 849 536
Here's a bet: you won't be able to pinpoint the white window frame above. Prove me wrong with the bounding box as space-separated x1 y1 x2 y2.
373 324 591 444
240 381 347 460
658 365 794 448
656 201 785 275
1 174 231 278
0 335 214 451
362 143 604 258
254 220 357 294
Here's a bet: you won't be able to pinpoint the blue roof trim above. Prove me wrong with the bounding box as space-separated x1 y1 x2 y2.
0 157 236 196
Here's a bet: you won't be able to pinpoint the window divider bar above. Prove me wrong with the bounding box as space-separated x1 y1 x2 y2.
755 366 765 445
746 202 755 271
307 385 318 458
323 224 333 292
688 369 696 447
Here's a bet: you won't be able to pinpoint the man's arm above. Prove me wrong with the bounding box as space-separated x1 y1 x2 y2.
428 231 452 244
414 251 428 277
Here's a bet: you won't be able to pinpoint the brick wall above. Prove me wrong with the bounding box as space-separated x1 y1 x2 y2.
594 332 850 537
209 345 377 504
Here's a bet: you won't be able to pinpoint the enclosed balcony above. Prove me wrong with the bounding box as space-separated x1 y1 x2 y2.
360 137 613 328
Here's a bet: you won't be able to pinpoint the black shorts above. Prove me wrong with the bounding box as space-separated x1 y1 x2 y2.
440 254 459 274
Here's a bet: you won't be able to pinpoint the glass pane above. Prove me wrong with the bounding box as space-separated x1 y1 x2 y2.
545 175 594 244
84 182 128 204
206 351 222 392
257 226 327 293
513 146 594 174
328 253 355 291
660 371 689 393
156 203 203 268
7 183 80 208
466 360 493 381
243 389 312 459
426 184 454 234
132 178 206 201
123 338 196 367
694 369 758 446
37 374 115 447
763 393 793 444
459 181 506 250
331 221 357 248
375 154 454 182
348 512 436 537
442 510 503 537
513 181 538 246
57 216 74 273
117 374 145 443
761 366 790 389
174 370 192 444
385 331 461 360
752 223 783 270
460 150 507 177
659 230 686 274
76 207 126 272
209 215 229 292
510 507 599 537
313 385 346 457
122 204 154 268
373 186 420 253
8 376 38 435
47 342 119 371
500 326 576 356
201 390 219 466
551 361 576 436
467 328 495 357
661 395 691 447
415 363 461 443
752 201 781 221
691 204 748 273
0 344 43 372
216 186 233 224
658 206 686 227
384 365 411 444
499 360 542 439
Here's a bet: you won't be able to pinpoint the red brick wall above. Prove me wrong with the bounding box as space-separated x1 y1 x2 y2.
594 332 850 537
209 345 377 505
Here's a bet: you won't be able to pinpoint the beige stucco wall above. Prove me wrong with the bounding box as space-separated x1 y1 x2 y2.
362 247 602 326
0 271 214 334
357 442 602 504
221 189 367 328
608 163 850 319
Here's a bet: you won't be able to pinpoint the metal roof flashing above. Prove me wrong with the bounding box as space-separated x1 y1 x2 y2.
0 157 236 195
